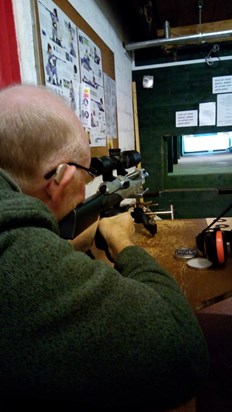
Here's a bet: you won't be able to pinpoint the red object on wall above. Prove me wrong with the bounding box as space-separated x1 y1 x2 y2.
0 0 21 88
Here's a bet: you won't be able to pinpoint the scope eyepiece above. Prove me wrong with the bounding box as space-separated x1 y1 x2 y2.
121 150 141 169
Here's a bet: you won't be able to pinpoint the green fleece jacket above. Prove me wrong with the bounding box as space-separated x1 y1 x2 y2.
0 169 208 411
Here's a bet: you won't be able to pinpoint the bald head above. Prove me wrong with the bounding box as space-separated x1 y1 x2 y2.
1 84 75 121
0 84 90 189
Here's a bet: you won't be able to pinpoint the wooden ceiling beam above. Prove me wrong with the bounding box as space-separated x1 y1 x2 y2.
157 19 232 43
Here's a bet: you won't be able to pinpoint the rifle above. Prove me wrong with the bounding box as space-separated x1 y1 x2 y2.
59 149 157 257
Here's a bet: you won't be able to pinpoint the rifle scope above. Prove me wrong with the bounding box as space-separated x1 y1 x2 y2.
90 149 141 181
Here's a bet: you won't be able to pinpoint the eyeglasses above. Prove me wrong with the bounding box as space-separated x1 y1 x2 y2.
44 162 98 180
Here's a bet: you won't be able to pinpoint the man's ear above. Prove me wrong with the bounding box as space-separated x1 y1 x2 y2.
46 164 76 203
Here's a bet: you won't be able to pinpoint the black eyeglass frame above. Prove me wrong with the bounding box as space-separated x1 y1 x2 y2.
44 162 98 180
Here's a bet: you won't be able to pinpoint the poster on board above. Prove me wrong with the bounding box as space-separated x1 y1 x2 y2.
78 29 106 147
199 102 216 126
37 0 81 117
176 110 198 127
212 75 232 94
103 73 117 147
217 93 232 126
37 0 109 147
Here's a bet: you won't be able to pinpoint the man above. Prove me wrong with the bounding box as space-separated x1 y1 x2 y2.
0 84 208 411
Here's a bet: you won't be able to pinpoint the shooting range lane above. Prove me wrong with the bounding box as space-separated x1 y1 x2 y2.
133 219 232 310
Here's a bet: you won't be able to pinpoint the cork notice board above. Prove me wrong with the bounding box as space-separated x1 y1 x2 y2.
34 0 118 157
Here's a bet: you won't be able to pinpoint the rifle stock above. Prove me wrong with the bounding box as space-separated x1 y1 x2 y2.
59 192 103 240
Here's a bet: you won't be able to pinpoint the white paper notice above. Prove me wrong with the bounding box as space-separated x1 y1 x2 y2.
176 110 198 128
199 102 216 126
212 75 232 94
217 93 232 126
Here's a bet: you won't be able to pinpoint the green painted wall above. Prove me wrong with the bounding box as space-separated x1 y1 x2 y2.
132 61 232 218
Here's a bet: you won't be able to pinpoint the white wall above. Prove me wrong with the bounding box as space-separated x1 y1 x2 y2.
12 0 135 151
12 0 38 85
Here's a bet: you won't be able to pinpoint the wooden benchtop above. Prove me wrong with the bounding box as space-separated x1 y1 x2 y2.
133 218 232 310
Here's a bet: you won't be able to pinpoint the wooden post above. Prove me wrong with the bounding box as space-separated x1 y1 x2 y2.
132 81 141 156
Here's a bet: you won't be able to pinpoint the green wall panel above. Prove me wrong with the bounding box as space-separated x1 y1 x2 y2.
133 60 232 218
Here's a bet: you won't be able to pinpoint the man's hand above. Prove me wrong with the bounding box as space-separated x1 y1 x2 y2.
98 212 135 260
70 212 135 260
